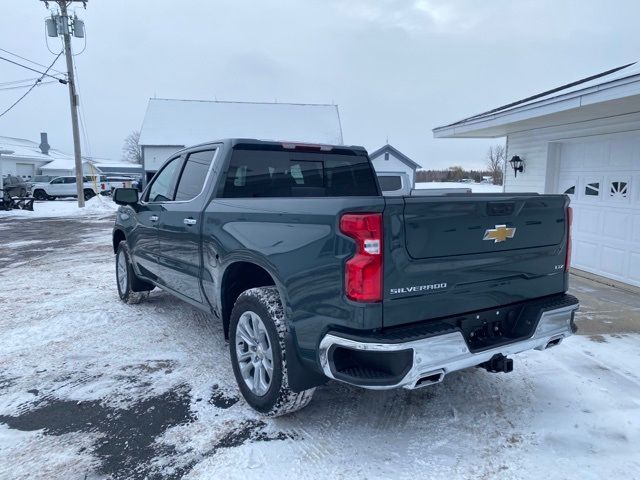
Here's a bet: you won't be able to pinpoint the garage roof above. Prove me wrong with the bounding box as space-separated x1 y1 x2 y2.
0 135 72 162
433 62 640 138
138 98 344 147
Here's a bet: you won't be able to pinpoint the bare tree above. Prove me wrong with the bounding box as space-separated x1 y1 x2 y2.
486 144 505 185
122 130 142 164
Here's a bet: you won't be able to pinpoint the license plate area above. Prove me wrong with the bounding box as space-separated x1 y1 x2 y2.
458 304 534 352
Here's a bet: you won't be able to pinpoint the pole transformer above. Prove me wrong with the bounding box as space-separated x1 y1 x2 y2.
42 0 87 207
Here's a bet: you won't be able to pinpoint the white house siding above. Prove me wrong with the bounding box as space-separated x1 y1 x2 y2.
370 153 416 185
504 111 640 193
142 145 183 173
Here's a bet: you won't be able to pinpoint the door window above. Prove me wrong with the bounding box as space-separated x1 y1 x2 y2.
50 177 64 184
146 157 181 202
174 150 216 201
64 177 76 184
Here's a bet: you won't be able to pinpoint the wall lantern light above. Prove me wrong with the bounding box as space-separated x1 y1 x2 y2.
509 155 524 177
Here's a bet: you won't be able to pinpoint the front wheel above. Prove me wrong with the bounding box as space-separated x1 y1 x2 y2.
229 286 315 416
33 190 47 200
115 241 153 304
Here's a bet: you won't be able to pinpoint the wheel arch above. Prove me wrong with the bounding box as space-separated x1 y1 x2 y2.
112 228 126 254
220 260 285 339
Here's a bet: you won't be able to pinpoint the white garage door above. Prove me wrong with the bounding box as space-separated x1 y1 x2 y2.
557 135 640 287
16 163 35 180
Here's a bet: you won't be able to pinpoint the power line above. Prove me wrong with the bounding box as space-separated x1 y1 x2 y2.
73 60 91 157
0 55 67 83
0 47 66 75
0 77 40 86
0 52 63 118
0 80 58 92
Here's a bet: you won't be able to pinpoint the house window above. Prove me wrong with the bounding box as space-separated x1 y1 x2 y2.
384 152 389 160
585 182 600 196
609 181 628 199
563 186 575 195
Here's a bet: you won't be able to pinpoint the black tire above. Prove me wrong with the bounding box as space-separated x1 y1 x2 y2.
84 189 95 201
229 286 315 416
33 190 47 200
115 241 153 304
47 195 56 201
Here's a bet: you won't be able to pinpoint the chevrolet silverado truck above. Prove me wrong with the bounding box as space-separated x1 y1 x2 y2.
111 139 579 416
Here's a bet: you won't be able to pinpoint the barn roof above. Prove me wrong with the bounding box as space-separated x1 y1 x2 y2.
369 144 421 169
138 98 344 147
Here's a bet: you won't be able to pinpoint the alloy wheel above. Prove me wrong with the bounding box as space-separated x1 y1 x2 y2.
235 310 274 396
116 250 128 293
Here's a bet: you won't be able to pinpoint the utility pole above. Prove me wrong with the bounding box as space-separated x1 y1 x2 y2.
42 0 87 207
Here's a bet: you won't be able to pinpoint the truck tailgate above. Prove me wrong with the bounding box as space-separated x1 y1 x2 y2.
382 194 570 328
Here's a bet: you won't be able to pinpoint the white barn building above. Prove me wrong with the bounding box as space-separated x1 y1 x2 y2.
138 98 344 184
434 62 640 289
368 144 421 186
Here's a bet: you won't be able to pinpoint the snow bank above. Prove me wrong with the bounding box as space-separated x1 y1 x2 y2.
0 196 118 219
416 181 503 193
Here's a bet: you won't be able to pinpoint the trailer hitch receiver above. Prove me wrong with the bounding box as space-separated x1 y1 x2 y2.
479 353 513 373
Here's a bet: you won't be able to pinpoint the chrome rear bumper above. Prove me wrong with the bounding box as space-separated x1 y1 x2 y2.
318 302 579 390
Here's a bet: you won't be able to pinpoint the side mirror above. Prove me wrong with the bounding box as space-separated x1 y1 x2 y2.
113 187 139 206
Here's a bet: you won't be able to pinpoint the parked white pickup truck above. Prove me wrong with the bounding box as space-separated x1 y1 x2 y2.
31 175 108 200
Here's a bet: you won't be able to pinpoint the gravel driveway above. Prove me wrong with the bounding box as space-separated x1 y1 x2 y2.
1 214 639 480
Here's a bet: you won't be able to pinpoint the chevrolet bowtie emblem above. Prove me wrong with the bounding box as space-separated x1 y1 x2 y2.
483 225 516 243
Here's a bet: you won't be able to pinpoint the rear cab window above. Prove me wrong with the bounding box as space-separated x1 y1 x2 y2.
222 145 379 198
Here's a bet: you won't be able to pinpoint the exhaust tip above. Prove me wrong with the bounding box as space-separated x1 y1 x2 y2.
413 370 445 388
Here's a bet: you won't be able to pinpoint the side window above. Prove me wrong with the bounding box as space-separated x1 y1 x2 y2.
51 178 64 184
64 177 76 184
174 150 216 201
146 157 181 202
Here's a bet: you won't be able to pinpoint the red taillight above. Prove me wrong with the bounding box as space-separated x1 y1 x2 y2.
340 213 382 302
565 206 573 271
101 183 106 189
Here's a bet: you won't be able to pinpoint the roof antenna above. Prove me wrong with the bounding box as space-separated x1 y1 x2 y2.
386 135 389 144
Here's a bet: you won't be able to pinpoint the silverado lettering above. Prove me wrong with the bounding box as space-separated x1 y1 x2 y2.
389 283 447 295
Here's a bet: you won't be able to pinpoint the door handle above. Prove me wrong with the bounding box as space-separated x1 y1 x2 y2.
183 218 197 226
150 215 159 222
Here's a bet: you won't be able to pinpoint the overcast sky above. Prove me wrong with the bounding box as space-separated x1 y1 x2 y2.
1 0 639 169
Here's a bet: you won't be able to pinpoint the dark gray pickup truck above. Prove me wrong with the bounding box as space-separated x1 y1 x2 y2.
112 138 579 416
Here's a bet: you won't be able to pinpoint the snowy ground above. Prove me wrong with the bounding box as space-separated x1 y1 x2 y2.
0 196 118 219
415 181 503 193
0 214 639 480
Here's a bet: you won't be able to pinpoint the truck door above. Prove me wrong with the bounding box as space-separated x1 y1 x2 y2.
131 156 182 281
157 148 217 303
47 177 65 195
63 176 78 196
